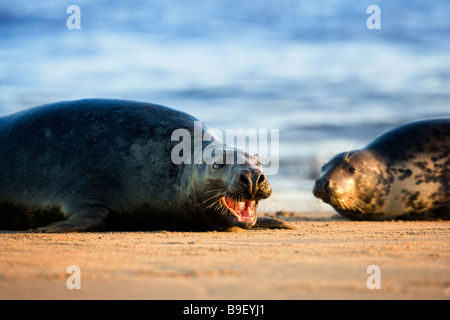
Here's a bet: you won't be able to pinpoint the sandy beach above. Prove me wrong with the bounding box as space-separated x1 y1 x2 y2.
0 212 448 300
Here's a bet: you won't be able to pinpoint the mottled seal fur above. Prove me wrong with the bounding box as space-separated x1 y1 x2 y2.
313 118 450 220
0 99 294 232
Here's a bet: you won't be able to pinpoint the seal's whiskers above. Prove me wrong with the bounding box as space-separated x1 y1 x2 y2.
202 189 227 206
260 194 282 213
337 195 369 213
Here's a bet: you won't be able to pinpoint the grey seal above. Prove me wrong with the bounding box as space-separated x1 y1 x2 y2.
313 118 450 220
0 99 294 232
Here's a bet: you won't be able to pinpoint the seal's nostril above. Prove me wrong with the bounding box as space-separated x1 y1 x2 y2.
315 178 330 192
238 170 267 198
239 173 251 188
257 173 266 186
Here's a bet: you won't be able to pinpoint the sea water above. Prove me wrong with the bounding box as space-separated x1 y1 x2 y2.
1 0 449 212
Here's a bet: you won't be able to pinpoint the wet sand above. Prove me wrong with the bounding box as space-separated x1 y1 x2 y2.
0 212 448 300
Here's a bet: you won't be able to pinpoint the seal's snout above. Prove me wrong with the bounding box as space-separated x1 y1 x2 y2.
238 169 271 200
238 169 263 191
216 167 273 229
313 177 330 200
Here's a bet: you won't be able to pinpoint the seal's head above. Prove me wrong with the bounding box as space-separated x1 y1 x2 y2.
192 148 272 229
313 150 387 220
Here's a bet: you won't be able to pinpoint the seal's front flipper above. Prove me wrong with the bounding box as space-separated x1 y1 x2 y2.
31 205 109 233
32 218 105 233
253 217 297 230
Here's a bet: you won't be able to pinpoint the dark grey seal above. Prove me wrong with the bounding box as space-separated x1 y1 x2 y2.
313 118 450 220
0 99 293 232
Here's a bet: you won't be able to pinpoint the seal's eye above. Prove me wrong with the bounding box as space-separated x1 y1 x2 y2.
348 167 357 174
212 162 225 170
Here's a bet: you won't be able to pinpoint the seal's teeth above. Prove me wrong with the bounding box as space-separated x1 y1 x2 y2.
221 197 256 223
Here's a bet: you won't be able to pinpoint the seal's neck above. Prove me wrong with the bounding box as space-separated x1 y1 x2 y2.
178 164 204 212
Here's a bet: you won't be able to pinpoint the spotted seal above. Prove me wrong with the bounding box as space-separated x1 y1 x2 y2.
0 99 294 232
313 118 450 220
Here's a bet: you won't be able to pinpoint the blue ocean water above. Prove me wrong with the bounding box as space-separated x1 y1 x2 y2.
1 0 449 211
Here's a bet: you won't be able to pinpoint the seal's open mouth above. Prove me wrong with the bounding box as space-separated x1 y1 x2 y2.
221 196 256 225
